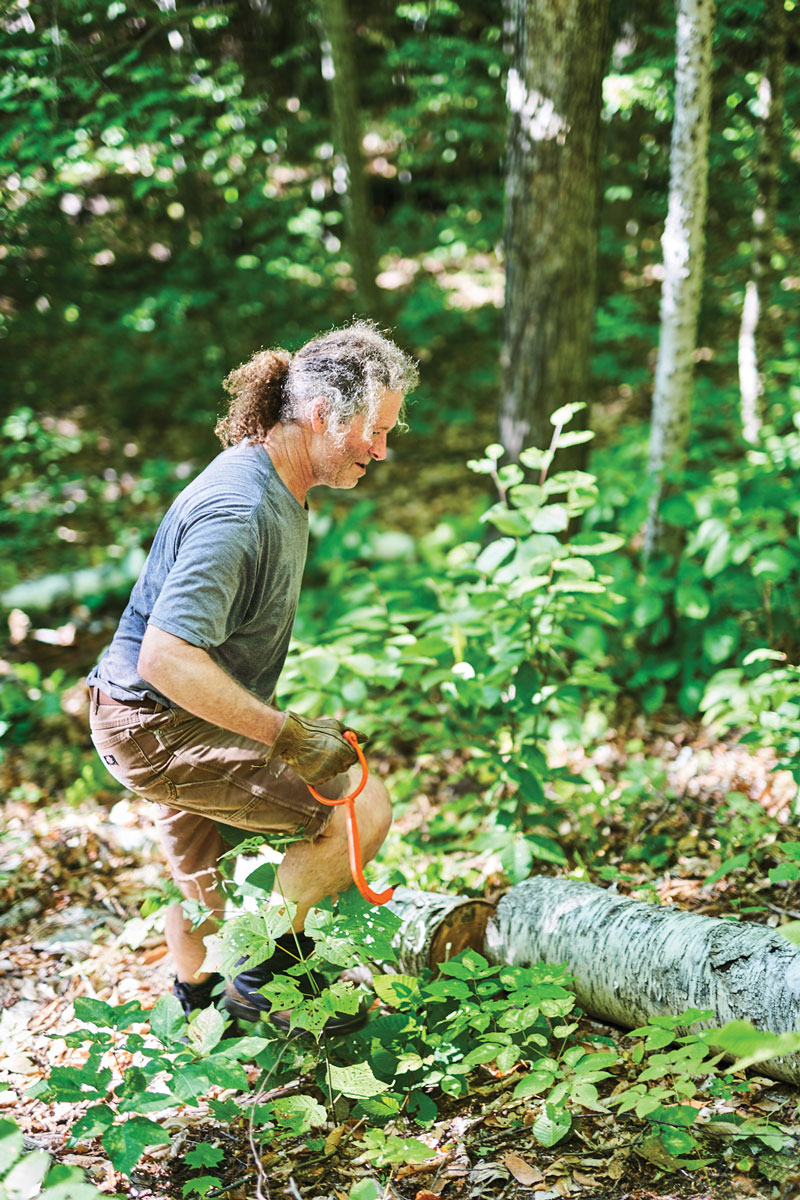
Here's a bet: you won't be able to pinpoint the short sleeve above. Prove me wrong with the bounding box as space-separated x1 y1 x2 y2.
148 512 259 649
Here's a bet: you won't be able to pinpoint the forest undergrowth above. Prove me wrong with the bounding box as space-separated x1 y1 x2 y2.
2 691 800 1200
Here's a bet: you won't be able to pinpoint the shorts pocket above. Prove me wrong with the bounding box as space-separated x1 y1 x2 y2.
91 726 177 803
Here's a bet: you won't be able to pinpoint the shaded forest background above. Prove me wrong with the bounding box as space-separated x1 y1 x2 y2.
3 0 800 725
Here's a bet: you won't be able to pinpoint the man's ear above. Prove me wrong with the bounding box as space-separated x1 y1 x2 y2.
309 396 329 433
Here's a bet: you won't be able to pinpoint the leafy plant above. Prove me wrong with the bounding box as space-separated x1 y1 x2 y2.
283 410 622 881
0 1117 102 1200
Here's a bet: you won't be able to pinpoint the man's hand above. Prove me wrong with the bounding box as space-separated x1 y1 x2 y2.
269 711 367 785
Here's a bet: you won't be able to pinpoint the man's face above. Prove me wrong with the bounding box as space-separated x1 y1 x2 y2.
315 388 403 490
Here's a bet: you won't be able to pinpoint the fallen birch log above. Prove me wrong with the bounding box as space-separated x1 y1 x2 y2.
484 876 800 1084
387 886 494 975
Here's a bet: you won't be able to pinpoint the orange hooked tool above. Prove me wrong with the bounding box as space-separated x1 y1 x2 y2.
307 731 394 906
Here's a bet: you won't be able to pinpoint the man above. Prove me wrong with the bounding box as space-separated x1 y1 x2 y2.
87 321 418 1032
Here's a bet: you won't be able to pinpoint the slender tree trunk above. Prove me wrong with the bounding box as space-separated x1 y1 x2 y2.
643 0 714 561
499 0 609 466
317 0 382 315
485 876 800 1084
738 0 786 445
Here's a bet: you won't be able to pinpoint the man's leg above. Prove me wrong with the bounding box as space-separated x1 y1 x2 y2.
276 773 392 929
155 769 391 982
154 807 227 984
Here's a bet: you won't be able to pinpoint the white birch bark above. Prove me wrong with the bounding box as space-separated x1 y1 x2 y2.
485 876 800 1083
737 0 787 445
387 887 494 976
644 0 714 559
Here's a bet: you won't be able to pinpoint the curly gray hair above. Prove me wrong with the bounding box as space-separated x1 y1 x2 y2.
216 320 418 448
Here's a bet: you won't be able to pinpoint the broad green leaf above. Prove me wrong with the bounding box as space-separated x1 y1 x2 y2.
550 401 586 427
530 505 569 534
526 835 568 865
353 1093 404 1122
243 861 277 892
301 652 339 687
102 1118 170 1176
475 537 515 574
509 484 545 507
182 1176 220 1198
38 1163 101 1200
703 532 731 578
675 583 710 620
702 622 740 665
3 1150 49 1199
462 1043 502 1067
710 1020 800 1071
633 593 663 627
73 997 143 1031
703 852 749 886
555 429 594 448
215 1036 271 1060
769 863 800 884
519 447 550 470
550 579 606 594
0 1119 23 1167
328 1061 391 1099
185 1143 224 1169
187 1006 226 1056
553 556 595 579
752 545 795 581
532 1103 572 1146
372 974 419 1007
273 1093 327 1132
485 507 531 537
348 1181 382 1200
149 994 186 1044
570 533 625 556
742 648 786 665
500 836 534 883
68 1105 115 1145
513 1069 555 1098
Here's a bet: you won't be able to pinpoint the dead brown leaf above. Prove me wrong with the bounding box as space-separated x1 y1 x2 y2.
324 1124 346 1157
503 1151 543 1186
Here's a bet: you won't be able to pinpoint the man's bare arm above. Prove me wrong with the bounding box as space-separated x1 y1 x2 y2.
137 624 284 745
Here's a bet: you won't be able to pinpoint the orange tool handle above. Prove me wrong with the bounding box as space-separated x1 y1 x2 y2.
307 731 394 906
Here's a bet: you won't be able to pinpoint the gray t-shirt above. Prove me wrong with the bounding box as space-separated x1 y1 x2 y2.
88 444 309 706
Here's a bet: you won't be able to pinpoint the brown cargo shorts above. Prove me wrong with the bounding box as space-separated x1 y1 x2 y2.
89 691 350 902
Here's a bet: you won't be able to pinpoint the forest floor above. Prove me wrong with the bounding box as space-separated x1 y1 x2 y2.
2 694 800 1200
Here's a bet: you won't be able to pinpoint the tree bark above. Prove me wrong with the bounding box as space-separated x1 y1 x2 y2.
499 0 610 466
643 0 714 560
485 876 800 1084
737 0 787 445
387 887 494 975
317 0 382 315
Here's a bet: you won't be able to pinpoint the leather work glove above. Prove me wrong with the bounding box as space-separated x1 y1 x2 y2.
269 711 367 786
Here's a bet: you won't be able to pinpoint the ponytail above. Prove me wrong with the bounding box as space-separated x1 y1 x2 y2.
215 349 292 447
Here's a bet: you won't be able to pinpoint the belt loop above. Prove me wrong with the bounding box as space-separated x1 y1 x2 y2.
88 685 99 715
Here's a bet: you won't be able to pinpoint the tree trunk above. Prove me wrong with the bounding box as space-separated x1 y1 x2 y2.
387 887 494 975
485 876 800 1084
737 0 787 445
499 0 609 466
317 0 382 315
643 0 714 560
